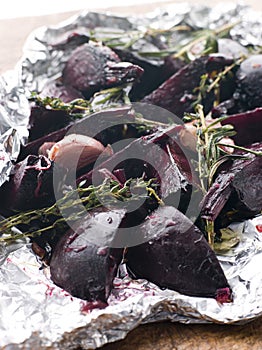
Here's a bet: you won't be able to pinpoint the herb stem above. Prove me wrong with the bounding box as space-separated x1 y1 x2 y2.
206 220 215 248
217 143 262 156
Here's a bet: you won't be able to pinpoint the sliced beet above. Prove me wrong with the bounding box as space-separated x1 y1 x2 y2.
28 105 72 142
220 107 262 146
201 143 262 224
49 207 126 303
142 54 234 119
236 54 262 110
125 205 231 302
76 125 195 216
113 47 185 100
0 155 54 213
62 43 143 98
19 106 133 160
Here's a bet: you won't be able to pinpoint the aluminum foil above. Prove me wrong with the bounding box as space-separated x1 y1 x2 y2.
1 2 262 349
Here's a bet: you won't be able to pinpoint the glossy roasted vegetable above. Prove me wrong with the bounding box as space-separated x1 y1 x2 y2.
50 207 126 305
62 42 144 98
126 205 231 302
220 108 262 146
201 143 262 226
142 55 234 118
0 155 54 213
236 55 262 111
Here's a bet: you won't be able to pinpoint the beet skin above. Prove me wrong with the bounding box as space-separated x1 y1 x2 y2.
50 208 126 304
126 206 231 302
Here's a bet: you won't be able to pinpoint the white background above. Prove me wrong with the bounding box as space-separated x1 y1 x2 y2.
0 0 171 19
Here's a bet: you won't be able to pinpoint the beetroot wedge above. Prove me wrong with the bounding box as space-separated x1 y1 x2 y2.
201 143 262 225
50 207 126 304
126 206 231 302
220 107 262 146
142 55 234 118
62 43 143 98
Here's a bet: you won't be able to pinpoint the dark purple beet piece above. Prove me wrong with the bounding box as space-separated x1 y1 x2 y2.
220 108 262 146
126 206 231 301
62 43 143 98
40 79 84 103
28 105 72 142
49 208 125 303
76 125 195 214
201 143 262 224
0 155 54 213
19 106 133 160
142 54 234 119
113 47 185 100
236 55 262 111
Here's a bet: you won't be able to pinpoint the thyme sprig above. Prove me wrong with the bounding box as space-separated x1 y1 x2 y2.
193 56 245 108
30 93 172 132
0 177 161 243
30 93 92 115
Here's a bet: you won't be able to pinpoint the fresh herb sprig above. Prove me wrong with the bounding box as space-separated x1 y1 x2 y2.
0 177 161 243
186 105 236 193
187 104 262 247
138 21 239 60
192 57 245 108
30 92 92 115
186 105 236 246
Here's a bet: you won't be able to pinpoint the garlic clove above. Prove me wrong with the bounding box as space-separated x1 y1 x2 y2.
48 134 113 170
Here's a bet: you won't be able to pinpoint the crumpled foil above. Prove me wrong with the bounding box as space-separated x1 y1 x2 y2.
1 2 262 349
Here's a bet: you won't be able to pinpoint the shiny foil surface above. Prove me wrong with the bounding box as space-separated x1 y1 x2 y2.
0 2 262 349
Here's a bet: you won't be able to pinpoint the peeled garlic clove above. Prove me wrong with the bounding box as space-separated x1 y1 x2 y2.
38 142 56 157
49 134 113 170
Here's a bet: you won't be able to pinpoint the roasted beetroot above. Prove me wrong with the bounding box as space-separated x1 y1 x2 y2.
220 108 262 146
19 106 133 160
113 47 185 100
142 55 234 118
0 155 54 213
76 124 196 216
50 208 126 304
126 206 231 302
201 143 262 226
236 55 262 110
62 43 144 98
28 105 72 142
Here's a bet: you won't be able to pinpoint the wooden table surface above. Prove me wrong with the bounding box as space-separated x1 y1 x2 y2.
1 1 262 349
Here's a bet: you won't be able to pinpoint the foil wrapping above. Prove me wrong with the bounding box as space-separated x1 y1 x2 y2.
0 2 262 348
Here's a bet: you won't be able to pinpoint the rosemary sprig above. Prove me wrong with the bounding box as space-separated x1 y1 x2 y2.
191 104 261 247
138 21 239 59
190 105 237 246
193 104 236 190
0 177 161 243
173 21 240 60
216 143 262 157
87 25 191 52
